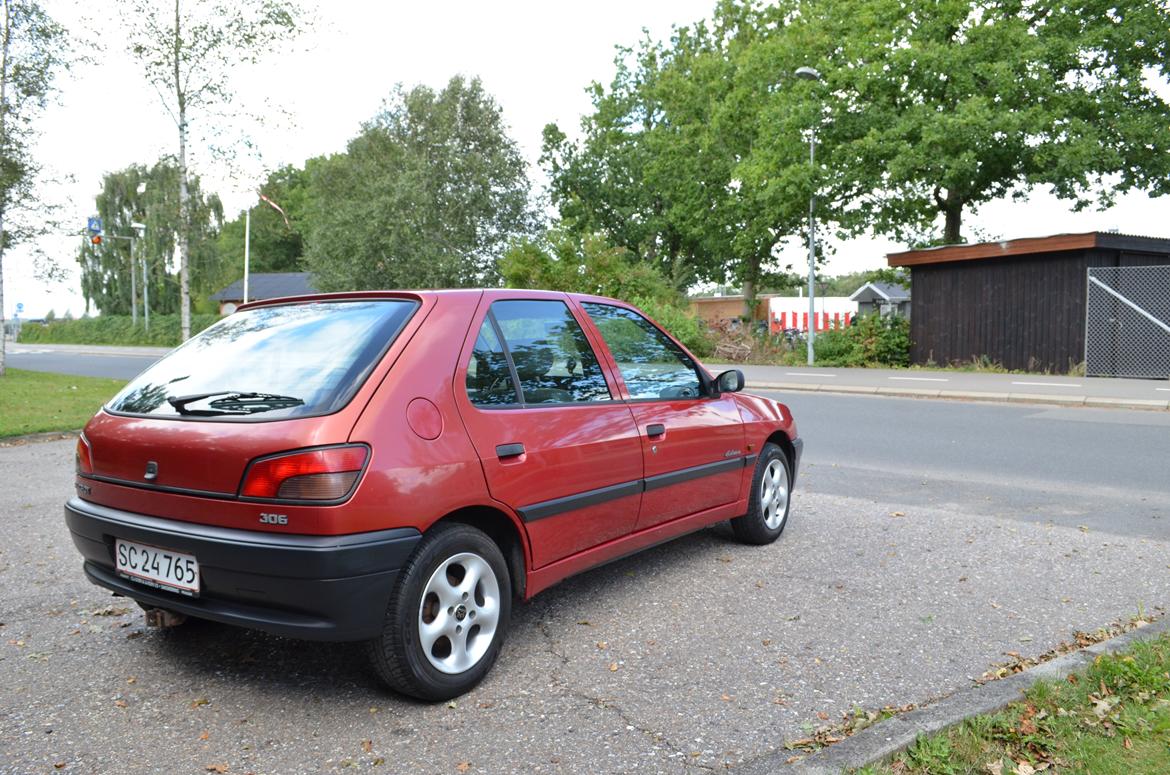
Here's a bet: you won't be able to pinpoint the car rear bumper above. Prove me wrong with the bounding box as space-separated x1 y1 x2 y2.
64 497 421 641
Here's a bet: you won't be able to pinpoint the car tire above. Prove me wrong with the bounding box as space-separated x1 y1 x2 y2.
730 442 792 545
367 522 511 701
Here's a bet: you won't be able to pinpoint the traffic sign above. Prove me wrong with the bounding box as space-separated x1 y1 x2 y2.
87 216 103 234
15 302 23 313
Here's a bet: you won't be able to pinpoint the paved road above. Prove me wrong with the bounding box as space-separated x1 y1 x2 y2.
4 394 1170 773
8 343 1170 409
5 344 165 381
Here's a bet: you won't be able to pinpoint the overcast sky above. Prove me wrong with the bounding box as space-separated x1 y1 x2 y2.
3 0 1166 319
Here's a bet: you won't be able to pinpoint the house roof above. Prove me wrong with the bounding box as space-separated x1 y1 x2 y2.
886 232 1170 268
210 272 316 302
849 281 910 303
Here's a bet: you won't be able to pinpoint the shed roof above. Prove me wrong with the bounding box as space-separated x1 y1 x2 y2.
210 272 316 302
849 281 910 303
887 232 1170 268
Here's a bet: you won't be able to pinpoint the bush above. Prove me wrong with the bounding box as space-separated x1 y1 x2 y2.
16 314 221 347
813 314 910 367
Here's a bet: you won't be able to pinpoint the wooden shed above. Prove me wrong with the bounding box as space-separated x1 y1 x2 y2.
887 232 1170 373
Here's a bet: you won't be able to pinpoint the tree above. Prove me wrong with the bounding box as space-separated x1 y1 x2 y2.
217 164 309 282
305 76 534 291
0 0 68 377
542 1 810 317
793 0 1170 243
124 0 302 340
77 159 223 316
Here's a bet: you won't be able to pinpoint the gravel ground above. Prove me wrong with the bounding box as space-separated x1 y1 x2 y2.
3 437 1169 774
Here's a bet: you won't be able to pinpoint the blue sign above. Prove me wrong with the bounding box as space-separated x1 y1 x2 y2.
15 302 23 313
87 216 103 234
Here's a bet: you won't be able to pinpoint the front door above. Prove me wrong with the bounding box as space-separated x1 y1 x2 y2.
578 301 746 531
455 295 644 569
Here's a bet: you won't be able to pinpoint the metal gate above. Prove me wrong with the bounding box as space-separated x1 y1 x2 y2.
1085 265 1170 378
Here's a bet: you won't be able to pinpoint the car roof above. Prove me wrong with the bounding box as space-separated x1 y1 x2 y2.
236 288 628 312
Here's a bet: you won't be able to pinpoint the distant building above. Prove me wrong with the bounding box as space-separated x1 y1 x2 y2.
209 272 316 315
850 281 911 318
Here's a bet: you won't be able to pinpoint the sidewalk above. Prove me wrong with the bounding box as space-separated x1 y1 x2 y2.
710 362 1170 411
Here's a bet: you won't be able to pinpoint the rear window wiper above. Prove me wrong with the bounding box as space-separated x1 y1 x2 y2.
167 391 304 416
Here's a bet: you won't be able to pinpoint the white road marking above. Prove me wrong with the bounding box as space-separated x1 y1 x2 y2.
785 372 835 377
1011 381 1082 388
1156 388 1170 392
888 376 949 382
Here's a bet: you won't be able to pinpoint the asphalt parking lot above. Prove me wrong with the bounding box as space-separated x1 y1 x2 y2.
4 408 1170 775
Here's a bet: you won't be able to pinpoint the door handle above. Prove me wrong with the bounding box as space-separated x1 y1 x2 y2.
646 424 665 437
496 442 525 458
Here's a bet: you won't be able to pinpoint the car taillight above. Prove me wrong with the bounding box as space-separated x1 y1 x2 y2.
240 445 368 501
76 435 94 475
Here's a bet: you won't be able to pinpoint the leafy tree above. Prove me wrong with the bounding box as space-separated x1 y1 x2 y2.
305 76 534 291
124 0 303 340
77 159 223 316
791 0 1170 243
0 0 69 377
500 229 712 355
542 1 809 317
500 230 679 305
217 164 310 281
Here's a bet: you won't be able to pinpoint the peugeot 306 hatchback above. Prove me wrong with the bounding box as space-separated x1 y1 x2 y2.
66 290 802 700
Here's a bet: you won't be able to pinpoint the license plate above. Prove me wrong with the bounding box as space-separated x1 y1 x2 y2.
115 539 200 596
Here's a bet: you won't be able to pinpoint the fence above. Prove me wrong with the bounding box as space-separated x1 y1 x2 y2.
1084 265 1170 379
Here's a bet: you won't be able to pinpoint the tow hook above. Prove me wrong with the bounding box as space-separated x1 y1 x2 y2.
143 608 187 628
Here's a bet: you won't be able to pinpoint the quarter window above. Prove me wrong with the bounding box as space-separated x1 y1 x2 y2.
581 303 703 400
466 319 520 406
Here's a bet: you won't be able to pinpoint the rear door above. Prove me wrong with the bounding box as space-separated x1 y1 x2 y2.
577 301 746 532
454 294 644 569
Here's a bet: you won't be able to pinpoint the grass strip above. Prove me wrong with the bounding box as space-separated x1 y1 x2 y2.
856 632 1170 775
0 369 125 438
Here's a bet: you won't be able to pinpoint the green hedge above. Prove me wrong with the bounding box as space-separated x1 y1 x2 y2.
812 314 910 367
16 314 221 347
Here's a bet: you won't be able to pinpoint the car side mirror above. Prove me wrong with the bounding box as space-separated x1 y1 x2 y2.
711 369 745 396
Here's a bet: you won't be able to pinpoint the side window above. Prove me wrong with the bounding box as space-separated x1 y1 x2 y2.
581 303 703 400
489 300 612 404
466 319 520 406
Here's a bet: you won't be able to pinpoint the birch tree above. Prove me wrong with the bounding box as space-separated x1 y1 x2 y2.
125 0 301 340
0 0 69 377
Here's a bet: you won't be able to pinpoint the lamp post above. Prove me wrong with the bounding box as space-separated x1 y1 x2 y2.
794 66 822 365
131 222 148 330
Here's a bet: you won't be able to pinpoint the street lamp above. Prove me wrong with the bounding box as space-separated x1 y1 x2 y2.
795 66 822 366
131 222 148 330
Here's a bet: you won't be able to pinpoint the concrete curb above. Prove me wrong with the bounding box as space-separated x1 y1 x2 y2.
10 343 171 357
741 615 1170 775
745 381 1170 412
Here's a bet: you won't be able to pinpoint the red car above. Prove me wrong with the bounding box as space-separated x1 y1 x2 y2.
66 290 801 699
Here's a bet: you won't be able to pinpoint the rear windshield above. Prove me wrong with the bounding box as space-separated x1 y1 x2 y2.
106 299 418 421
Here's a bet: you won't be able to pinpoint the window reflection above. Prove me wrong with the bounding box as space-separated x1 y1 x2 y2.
581 303 702 400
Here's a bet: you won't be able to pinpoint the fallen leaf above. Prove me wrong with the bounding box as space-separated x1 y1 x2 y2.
609 662 619 672
1016 762 1035 775
1078 525 1089 532
721 693 732 702
191 698 210 708
817 711 829 720
890 511 905 517
126 676 137 684
372 758 385 766
1124 737 1133 749
205 766 228 774
53 763 66 770
576 620 591 626
762 639 772 647
114 699 128 708
985 762 1003 775
361 740 373 753
456 763 470 773
596 641 607 650
198 731 210 741
446 701 457 709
